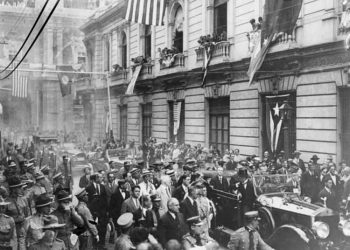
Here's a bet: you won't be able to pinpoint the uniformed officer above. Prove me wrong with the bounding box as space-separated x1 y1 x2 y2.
115 212 135 250
24 194 54 248
75 188 99 250
32 174 47 201
28 215 66 250
40 165 53 196
51 190 84 250
0 198 17 250
6 176 30 250
227 211 274 250
182 216 218 250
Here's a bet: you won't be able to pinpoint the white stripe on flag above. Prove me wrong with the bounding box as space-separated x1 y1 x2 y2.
131 0 138 23
145 0 151 25
158 0 164 26
138 0 145 24
152 0 157 26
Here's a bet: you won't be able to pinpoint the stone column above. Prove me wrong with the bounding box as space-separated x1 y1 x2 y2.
44 28 54 65
56 28 63 65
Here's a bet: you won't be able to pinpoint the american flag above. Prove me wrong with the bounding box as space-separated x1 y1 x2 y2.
12 67 28 98
125 0 166 26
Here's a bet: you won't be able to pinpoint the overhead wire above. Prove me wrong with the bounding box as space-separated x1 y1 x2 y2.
0 0 50 73
0 0 61 80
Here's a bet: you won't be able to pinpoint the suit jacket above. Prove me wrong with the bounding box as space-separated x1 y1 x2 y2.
120 197 140 215
227 227 273 250
85 182 108 217
109 188 129 219
172 185 187 202
156 184 172 216
300 171 319 202
158 212 188 246
104 182 117 206
180 197 199 220
210 176 229 192
325 173 342 200
78 175 90 189
319 187 338 210
238 180 256 210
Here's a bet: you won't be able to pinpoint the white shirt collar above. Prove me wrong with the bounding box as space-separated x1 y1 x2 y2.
169 211 176 219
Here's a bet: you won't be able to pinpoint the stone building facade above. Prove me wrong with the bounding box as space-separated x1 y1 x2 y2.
80 0 350 163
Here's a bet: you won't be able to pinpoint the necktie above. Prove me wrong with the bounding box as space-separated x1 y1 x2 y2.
219 177 222 184
195 235 202 246
97 184 100 195
245 227 255 250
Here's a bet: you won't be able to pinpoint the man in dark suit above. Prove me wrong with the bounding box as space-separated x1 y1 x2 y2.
158 198 189 246
300 162 320 202
325 164 342 202
180 186 199 220
85 173 108 249
121 185 141 215
109 180 130 237
210 167 229 192
104 172 117 206
238 169 256 216
319 177 338 211
173 175 191 202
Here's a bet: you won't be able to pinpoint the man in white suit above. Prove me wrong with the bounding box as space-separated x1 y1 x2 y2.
156 175 172 216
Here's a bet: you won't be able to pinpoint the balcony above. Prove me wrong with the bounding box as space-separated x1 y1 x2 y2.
160 53 186 70
111 67 128 86
139 63 154 80
195 41 230 62
268 31 298 53
338 9 350 44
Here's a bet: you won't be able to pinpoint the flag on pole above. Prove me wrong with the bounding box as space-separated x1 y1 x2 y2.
265 94 290 153
247 0 303 85
125 0 167 26
125 65 143 95
12 66 28 98
201 44 215 87
57 65 74 97
105 111 110 136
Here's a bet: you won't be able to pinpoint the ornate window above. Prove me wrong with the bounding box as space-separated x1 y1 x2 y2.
214 0 227 37
142 103 152 144
172 5 184 53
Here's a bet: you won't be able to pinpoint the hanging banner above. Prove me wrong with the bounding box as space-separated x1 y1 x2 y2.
173 101 182 136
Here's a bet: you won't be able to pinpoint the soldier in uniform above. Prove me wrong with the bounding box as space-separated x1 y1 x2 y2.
6 176 30 250
22 163 35 182
53 173 67 195
0 198 17 250
114 212 135 250
227 211 274 250
39 165 53 196
75 188 99 250
51 190 84 250
28 216 66 250
32 174 47 201
24 194 54 248
182 216 218 250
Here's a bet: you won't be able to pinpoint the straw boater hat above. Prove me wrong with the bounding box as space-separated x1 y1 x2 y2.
35 173 45 181
40 165 49 172
117 213 134 228
8 161 17 168
53 172 63 180
0 198 10 207
75 188 88 199
141 169 151 177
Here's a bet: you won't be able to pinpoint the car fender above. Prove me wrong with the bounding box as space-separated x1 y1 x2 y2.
266 224 319 250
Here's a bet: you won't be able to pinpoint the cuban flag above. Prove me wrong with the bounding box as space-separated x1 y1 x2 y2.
265 94 290 153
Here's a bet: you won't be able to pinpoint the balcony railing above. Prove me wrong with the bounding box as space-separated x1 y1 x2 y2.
160 53 185 70
139 63 153 77
111 68 128 80
195 41 230 62
268 30 298 53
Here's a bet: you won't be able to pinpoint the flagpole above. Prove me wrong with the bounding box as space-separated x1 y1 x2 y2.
106 73 113 138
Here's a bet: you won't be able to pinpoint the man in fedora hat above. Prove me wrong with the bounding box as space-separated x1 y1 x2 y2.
292 150 305 173
24 194 54 248
75 188 99 250
0 198 16 250
28 215 66 250
139 169 156 196
237 168 256 219
6 176 30 250
51 190 84 250
228 211 274 250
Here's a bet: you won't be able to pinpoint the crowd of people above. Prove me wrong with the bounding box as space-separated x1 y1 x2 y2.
0 135 348 250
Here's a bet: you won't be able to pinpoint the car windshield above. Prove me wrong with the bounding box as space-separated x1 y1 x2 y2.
252 173 301 196
107 149 128 158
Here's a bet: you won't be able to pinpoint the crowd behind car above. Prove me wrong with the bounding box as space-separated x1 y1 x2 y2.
0 135 348 250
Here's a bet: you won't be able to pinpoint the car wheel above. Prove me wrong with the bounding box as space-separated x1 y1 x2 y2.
258 207 275 239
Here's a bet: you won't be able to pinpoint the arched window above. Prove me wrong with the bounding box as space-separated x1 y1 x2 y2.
214 0 227 37
173 6 183 53
144 25 152 59
121 32 127 69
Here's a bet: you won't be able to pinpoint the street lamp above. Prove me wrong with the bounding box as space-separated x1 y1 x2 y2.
280 100 294 158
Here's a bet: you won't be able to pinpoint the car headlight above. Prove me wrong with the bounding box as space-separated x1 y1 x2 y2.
339 219 350 236
312 221 330 239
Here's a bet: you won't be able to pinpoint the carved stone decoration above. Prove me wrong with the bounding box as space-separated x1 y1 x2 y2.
204 83 229 98
167 89 185 101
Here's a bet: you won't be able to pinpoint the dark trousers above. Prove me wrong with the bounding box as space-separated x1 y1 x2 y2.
96 215 108 247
